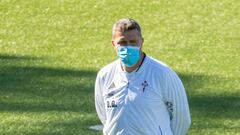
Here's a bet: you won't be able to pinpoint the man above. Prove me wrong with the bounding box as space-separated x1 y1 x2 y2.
95 18 191 135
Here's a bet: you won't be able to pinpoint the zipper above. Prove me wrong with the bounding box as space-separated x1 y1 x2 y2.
158 125 163 135
124 82 129 104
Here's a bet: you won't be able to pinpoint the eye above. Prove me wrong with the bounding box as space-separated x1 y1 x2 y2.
118 41 127 45
129 40 139 44
131 44 138 46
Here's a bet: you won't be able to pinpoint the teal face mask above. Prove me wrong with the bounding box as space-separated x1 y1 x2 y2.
117 45 141 67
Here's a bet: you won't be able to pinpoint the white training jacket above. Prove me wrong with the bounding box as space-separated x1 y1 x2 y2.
95 56 191 135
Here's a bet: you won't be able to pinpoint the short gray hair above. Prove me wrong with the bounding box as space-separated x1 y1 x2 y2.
112 18 142 39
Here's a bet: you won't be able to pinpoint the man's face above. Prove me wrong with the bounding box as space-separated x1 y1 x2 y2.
112 29 143 50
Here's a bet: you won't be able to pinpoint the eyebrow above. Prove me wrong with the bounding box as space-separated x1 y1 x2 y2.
116 38 138 42
116 37 125 41
129 40 138 43
114 37 139 45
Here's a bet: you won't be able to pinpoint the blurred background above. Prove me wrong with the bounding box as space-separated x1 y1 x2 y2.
0 0 239 134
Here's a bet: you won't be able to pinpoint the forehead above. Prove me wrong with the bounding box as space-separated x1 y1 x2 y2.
113 29 141 41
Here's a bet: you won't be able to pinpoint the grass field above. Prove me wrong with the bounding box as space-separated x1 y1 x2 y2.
0 0 239 134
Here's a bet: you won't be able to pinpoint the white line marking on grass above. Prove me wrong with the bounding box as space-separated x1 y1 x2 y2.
89 125 103 131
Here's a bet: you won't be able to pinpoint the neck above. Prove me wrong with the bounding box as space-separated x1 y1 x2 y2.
121 52 144 73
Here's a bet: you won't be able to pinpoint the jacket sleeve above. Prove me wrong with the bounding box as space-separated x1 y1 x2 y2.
95 73 106 125
164 70 191 135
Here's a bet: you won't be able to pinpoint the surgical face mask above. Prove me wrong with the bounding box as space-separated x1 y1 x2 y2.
117 45 141 67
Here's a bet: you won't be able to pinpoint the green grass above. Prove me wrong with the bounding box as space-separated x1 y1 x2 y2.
0 0 239 134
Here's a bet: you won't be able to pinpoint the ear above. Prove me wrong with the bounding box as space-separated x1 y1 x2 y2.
140 38 144 50
112 41 115 47
141 38 144 45
112 41 118 52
